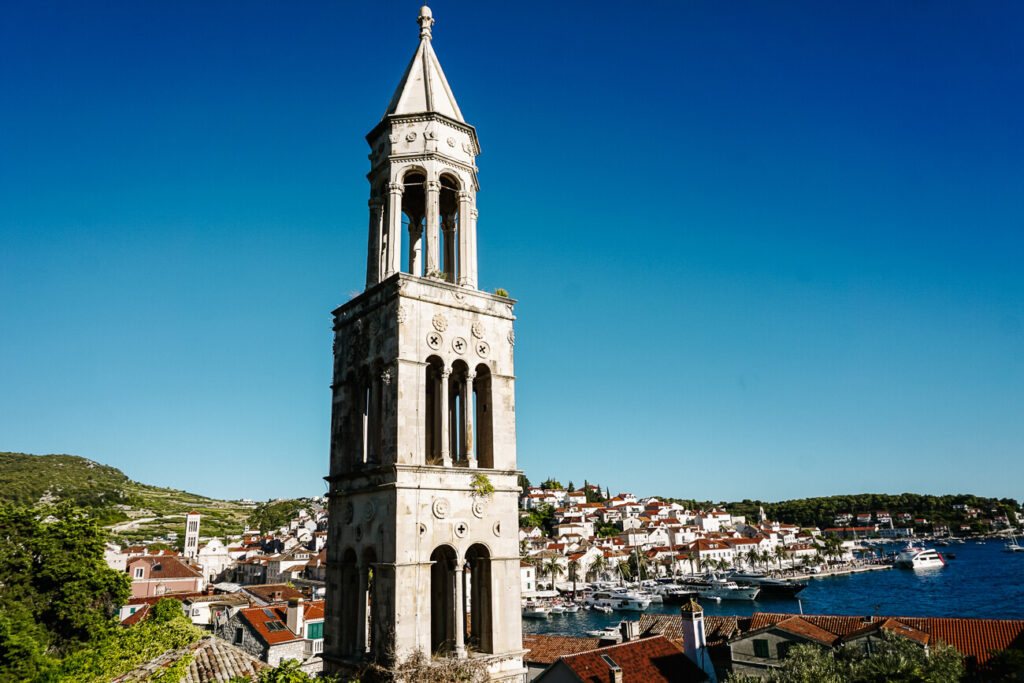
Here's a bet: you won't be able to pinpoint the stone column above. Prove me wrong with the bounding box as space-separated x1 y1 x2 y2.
408 216 423 277
453 561 466 657
462 371 476 467
457 191 472 286
386 182 404 277
467 206 479 288
442 215 456 283
425 179 441 276
439 367 452 466
365 198 383 289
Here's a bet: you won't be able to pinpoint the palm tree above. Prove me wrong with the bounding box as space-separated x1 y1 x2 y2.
567 558 580 597
746 548 760 570
543 557 565 590
774 545 787 573
588 553 607 582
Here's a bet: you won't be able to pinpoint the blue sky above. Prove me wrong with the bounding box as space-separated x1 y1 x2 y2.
2 2 1022 502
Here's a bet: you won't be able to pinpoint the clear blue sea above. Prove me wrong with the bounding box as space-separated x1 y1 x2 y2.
522 539 1024 636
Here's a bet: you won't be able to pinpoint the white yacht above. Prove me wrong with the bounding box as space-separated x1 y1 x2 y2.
684 574 760 601
522 602 551 618
895 543 946 569
585 589 651 611
1002 535 1024 553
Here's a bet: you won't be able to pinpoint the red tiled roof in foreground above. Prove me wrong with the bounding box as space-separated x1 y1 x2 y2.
544 636 707 683
749 612 1024 667
239 600 325 646
120 604 150 626
522 634 601 664
637 614 739 648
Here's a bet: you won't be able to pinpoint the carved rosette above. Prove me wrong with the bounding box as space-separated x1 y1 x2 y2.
471 322 484 339
472 499 486 518
432 498 450 519
432 314 448 332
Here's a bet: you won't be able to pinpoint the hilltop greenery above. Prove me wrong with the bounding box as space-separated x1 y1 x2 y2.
725 493 1019 530
248 499 308 535
0 452 256 544
0 452 135 525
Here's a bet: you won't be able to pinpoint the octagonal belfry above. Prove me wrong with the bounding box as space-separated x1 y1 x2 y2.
323 6 524 681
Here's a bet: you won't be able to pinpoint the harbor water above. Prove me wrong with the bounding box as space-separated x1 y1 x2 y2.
522 539 1024 636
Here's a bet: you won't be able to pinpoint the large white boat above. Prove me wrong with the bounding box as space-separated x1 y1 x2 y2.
683 574 760 601
895 543 946 569
522 602 550 618
585 589 651 611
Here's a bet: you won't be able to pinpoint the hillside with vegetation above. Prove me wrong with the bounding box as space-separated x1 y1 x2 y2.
724 493 1020 531
0 452 256 544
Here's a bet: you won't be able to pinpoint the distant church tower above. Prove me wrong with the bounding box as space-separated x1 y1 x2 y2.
184 511 200 560
324 6 524 680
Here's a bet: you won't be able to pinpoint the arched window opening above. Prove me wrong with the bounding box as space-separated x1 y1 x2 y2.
339 549 359 656
424 356 445 465
401 172 427 276
474 364 494 468
439 174 460 283
450 360 472 465
465 544 493 653
429 546 459 654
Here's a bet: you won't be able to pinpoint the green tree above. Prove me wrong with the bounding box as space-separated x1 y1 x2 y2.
41 598 203 683
567 558 580 596
539 478 563 490
0 503 132 681
587 554 607 582
517 474 531 492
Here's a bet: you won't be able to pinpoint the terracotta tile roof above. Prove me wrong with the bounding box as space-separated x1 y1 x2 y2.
771 616 839 646
748 612 1024 667
549 635 707 683
120 604 150 626
127 556 203 580
637 614 739 648
843 617 930 645
522 634 601 663
243 584 305 604
124 592 204 607
110 634 268 682
239 600 325 645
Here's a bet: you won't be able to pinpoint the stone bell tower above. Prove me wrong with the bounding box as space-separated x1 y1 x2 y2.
323 6 524 681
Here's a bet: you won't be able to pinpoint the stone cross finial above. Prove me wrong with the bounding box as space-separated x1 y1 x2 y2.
418 5 434 39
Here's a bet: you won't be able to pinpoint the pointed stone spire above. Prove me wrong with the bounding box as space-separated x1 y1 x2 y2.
383 4 464 122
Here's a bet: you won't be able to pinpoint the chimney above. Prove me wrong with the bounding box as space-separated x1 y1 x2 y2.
287 598 304 636
206 583 215 595
619 620 639 642
609 665 623 683
272 590 283 601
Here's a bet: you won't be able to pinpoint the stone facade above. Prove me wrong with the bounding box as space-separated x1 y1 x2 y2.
323 6 523 681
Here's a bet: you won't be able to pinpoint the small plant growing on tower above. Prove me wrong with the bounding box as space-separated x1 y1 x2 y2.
494 288 509 297
470 473 495 498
